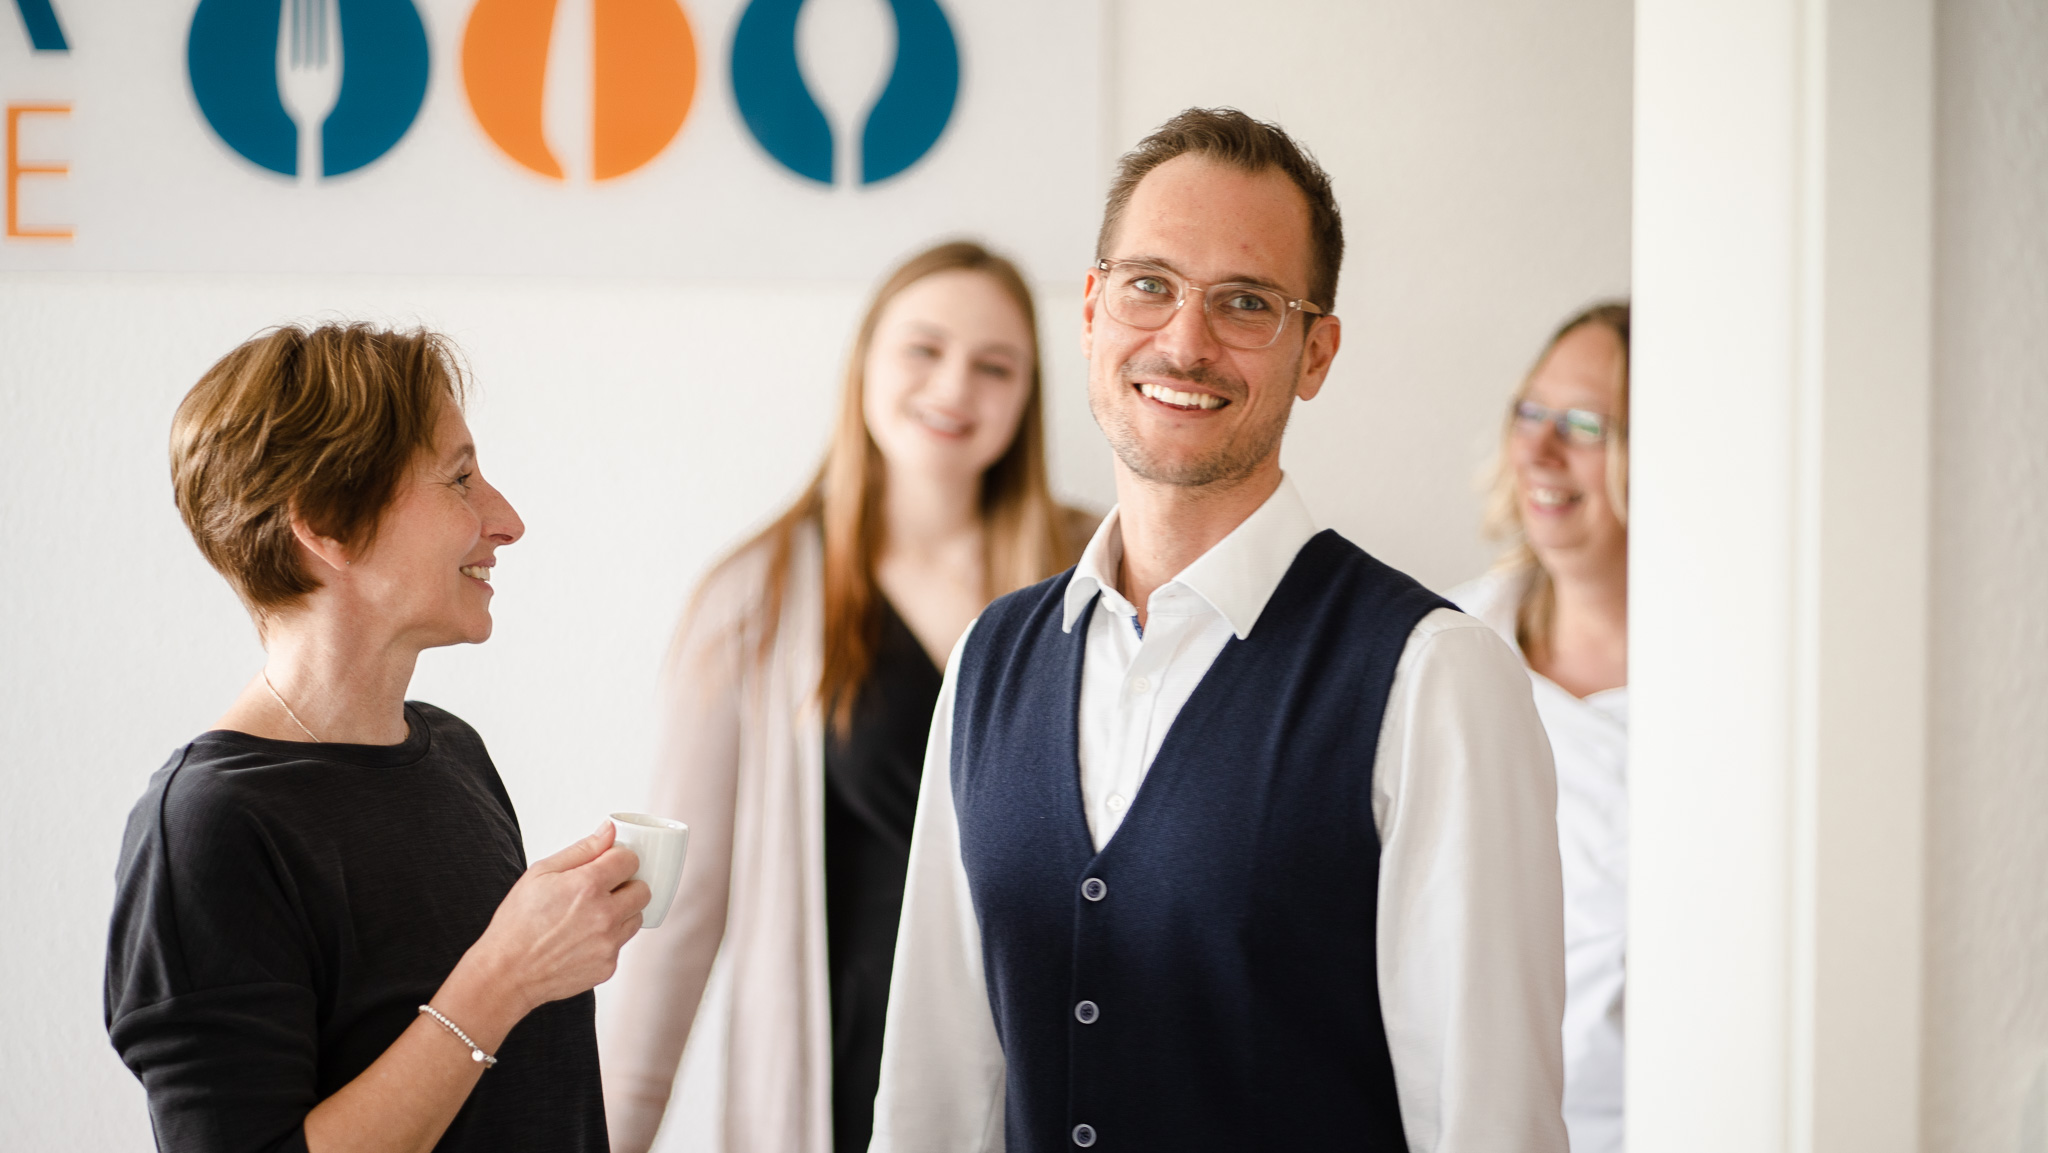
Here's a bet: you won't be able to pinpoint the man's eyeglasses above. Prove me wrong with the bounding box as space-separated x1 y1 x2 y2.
1093 259 1327 350
1512 400 1623 446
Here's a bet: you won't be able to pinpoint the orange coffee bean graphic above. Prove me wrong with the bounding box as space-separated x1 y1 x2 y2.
462 0 696 182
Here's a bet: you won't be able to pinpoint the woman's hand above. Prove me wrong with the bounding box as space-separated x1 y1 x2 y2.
460 822 651 1019
302 825 649 1153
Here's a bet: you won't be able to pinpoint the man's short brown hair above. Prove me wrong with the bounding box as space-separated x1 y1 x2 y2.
170 323 465 613
1097 107 1344 313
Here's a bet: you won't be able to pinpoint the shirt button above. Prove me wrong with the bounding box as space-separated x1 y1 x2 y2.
1074 1000 1099 1024
1073 1123 1097 1147
1106 794 1126 812
1082 877 1107 901
1130 675 1151 694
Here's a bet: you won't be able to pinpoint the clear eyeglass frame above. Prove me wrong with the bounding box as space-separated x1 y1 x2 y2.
1092 258 1328 350
1512 399 1623 446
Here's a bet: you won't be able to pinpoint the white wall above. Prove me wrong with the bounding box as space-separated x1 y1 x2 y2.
1924 1 2048 1148
0 3 1631 1149
1630 1 1936 1149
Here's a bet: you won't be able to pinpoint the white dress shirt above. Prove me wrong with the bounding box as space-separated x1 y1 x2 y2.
1451 569 1628 1153
871 477 1568 1153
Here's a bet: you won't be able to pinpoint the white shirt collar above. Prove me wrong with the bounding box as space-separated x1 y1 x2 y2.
1062 474 1320 640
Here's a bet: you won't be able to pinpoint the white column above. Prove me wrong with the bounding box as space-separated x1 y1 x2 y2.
1630 1 1931 1151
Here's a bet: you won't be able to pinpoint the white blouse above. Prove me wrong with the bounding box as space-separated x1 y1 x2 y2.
1449 569 1628 1153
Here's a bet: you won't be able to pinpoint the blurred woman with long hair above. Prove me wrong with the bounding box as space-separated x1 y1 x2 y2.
1450 300 1631 1153
603 242 1093 1153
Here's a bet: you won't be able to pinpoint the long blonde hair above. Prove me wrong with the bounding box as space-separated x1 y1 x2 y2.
745 241 1077 732
1481 300 1630 659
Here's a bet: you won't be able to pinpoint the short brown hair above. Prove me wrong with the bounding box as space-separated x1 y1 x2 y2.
171 323 466 614
1097 107 1344 312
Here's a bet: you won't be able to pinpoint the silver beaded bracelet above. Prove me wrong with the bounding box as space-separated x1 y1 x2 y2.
418 1004 499 1068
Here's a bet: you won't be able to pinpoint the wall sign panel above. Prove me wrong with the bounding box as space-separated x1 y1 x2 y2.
0 0 1101 281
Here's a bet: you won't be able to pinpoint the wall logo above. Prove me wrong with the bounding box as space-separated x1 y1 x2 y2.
8 0 71 241
462 0 697 182
187 0 430 178
176 0 958 188
730 0 956 186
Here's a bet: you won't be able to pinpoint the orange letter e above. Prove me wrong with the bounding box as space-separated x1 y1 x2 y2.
7 102 72 241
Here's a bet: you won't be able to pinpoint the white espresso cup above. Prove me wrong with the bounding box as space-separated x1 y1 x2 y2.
609 812 690 930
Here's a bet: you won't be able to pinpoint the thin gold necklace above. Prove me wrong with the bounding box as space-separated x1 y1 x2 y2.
262 669 322 742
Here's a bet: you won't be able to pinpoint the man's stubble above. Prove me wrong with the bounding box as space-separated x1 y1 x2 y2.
1091 353 1299 490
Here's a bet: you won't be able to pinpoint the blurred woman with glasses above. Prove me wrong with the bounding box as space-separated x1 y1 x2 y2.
1449 301 1630 1153
602 242 1094 1153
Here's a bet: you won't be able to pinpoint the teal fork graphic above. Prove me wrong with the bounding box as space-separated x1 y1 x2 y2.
277 0 342 182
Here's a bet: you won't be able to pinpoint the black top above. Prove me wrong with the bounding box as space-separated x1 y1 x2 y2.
823 598 943 1153
104 702 607 1153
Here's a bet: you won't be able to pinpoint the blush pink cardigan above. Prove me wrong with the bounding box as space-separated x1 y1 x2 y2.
603 528 833 1153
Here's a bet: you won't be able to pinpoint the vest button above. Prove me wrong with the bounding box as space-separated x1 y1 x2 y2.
1072 1123 1097 1147
1082 877 1107 901
1074 999 1099 1024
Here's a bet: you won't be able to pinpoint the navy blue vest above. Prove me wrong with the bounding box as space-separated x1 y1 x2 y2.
951 530 1450 1152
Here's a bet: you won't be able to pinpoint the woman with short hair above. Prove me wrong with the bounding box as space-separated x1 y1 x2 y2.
1449 300 1631 1153
106 324 647 1153
602 241 1093 1153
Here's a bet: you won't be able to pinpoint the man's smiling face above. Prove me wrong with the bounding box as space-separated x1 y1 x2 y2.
1083 152 1340 490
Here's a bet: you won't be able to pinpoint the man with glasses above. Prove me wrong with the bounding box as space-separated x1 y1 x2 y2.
870 109 1567 1151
